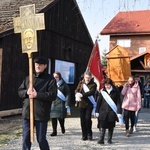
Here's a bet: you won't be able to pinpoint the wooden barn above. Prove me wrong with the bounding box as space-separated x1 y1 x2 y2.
0 0 93 115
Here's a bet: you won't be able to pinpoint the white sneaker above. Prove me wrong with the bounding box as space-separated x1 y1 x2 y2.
133 126 136 132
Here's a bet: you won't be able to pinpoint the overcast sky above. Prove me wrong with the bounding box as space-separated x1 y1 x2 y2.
76 0 150 53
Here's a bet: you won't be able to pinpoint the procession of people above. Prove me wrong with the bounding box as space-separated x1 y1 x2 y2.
9 1 149 149
17 55 148 150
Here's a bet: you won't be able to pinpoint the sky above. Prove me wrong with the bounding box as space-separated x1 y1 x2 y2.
76 0 150 53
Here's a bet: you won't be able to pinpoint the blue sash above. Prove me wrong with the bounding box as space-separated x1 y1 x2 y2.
101 89 124 125
83 84 96 116
57 89 66 101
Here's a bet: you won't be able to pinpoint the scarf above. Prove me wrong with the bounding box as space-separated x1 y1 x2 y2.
106 86 113 94
57 79 63 87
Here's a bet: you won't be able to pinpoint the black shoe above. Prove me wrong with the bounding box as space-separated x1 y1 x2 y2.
81 136 87 141
88 135 92 141
107 140 112 144
50 132 57 136
98 140 104 144
61 128 65 134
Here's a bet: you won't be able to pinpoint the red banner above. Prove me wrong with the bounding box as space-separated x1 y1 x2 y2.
87 40 104 90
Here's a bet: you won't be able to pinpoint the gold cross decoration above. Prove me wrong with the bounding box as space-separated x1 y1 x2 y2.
13 4 45 55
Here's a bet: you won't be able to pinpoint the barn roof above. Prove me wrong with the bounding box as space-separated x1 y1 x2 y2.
101 10 150 35
0 0 93 44
0 0 55 34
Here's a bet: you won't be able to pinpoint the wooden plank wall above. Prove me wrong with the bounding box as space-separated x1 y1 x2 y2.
0 0 93 111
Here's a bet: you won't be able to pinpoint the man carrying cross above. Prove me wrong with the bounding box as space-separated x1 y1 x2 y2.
18 56 57 150
14 4 57 150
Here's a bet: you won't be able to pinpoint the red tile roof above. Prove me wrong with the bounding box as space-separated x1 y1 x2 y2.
101 10 150 35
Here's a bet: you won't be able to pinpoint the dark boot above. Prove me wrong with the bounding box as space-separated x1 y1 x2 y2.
51 118 57 136
81 132 88 141
108 128 114 144
87 132 93 141
50 131 57 136
98 128 106 144
81 136 87 141
58 118 65 134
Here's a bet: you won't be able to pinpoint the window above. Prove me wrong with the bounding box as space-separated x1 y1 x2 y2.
117 39 131 47
139 47 146 54
55 60 75 84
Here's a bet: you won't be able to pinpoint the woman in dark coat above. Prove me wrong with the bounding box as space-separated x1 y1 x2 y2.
96 78 122 144
50 72 71 136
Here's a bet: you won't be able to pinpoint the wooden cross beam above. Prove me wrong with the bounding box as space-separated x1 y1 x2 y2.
13 4 45 142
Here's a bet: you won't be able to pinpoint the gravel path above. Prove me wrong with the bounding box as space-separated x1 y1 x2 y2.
0 108 150 150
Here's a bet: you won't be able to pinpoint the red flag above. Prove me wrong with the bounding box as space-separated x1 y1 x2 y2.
87 40 104 90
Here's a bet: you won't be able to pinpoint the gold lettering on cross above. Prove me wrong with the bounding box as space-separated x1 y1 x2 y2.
13 4 45 53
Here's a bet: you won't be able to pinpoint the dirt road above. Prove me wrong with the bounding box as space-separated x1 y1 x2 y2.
0 108 150 150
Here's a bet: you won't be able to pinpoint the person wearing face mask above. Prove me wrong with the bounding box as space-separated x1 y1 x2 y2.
95 78 122 145
75 71 97 141
121 75 141 137
50 71 71 136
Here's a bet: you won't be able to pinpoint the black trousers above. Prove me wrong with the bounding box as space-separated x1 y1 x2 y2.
79 107 93 137
124 109 135 130
51 118 65 132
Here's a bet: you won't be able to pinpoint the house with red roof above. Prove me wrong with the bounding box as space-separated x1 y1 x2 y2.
101 10 150 84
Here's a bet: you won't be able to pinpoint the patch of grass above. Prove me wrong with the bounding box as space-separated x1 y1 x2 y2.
0 126 22 147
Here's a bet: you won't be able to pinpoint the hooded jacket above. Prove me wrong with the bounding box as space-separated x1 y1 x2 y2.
121 82 141 111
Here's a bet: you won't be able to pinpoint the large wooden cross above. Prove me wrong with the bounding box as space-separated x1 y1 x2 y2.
13 4 45 142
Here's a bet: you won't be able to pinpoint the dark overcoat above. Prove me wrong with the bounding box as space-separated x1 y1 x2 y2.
18 71 57 121
50 79 71 119
75 79 97 108
96 86 122 123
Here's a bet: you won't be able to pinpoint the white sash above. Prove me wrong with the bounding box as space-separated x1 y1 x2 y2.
57 89 66 101
100 89 124 125
83 84 96 116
